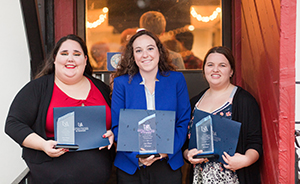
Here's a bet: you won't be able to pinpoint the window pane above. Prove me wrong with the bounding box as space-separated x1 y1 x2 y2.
86 0 222 71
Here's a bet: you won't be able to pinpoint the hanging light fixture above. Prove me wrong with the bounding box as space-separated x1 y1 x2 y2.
86 7 108 29
190 7 221 23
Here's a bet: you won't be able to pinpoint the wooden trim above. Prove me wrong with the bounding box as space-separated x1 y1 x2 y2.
54 0 76 42
222 0 232 49
231 0 241 86
278 0 296 183
11 167 29 184
45 0 55 55
20 0 45 79
76 0 86 40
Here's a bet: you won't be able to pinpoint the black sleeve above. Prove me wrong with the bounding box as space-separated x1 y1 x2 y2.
5 81 41 146
233 87 263 157
233 87 263 184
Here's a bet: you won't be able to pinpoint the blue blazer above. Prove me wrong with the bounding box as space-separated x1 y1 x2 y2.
111 71 191 174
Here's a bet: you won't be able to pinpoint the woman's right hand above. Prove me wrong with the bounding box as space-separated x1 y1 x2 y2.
99 130 114 150
184 148 208 165
22 133 68 158
42 140 68 157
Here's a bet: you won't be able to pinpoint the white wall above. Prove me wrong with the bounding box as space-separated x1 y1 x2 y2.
0 1 30 183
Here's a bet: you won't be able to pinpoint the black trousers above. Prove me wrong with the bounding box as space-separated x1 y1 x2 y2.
117 159 182 184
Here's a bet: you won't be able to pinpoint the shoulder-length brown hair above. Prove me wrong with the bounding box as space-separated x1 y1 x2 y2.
35 34 93 79
112 30 175 82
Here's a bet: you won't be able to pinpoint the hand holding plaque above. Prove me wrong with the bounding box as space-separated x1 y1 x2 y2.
137 114 160 158
54 106 109 151
55 112 79 150
193 115 216 158
189 109 241 163
117 109 175 157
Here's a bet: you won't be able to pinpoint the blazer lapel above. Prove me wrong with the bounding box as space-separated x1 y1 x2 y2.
131 73 147 109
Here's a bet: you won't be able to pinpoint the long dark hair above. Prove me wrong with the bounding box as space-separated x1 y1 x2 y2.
112 30 175 82
35 34 93 79
202 46 235 78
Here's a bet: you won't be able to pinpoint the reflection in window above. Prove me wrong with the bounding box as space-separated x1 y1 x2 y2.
86 0 222 71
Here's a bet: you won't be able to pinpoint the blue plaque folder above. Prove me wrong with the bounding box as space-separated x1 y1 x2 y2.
189 109 241 163
53 106 109 151
117 109 176 156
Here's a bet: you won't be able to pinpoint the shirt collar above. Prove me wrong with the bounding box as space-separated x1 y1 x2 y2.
139 77 159 85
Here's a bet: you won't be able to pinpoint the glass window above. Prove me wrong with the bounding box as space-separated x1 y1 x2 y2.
85 0 222 71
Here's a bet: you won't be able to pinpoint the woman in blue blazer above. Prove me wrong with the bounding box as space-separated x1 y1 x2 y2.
111 30 191 184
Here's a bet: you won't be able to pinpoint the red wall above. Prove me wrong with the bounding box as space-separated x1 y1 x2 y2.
279 0 296 183
235 0 296 183
54 0 76 42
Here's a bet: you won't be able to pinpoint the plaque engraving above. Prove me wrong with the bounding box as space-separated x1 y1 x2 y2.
195 115 214 156
55 112 79 150
137 114 157 155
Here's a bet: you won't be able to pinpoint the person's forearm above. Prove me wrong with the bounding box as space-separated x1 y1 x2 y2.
22 133 46 151
244 149 259 167
183 149 189 160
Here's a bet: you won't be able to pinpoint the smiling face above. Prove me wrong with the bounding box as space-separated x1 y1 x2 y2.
54 39 87 84
132 35 160 77
204 53 233 88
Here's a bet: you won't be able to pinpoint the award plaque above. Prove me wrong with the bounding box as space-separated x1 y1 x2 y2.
55 112 79 150
189 109 241 163
195 115 214 154
117 109 175 157
53 106 109 151
193 115 216 158
137 114 159 158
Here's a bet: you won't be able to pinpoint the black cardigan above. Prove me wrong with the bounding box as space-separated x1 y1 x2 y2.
187 86 262 184
5 73 111 164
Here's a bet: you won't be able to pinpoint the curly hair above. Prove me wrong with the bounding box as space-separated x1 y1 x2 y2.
35 34 92 79
112 30 175 83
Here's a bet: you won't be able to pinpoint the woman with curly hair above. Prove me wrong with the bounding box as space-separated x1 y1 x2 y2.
111 30 191 184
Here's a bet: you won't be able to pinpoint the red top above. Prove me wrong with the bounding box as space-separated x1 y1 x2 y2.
46 78 111 137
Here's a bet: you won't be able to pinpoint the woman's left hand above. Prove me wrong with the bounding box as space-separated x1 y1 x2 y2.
222 152 247 171
139 154 164 167
99 130 114 150
222 149 259 172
